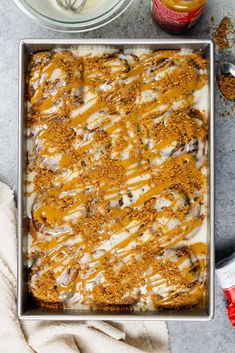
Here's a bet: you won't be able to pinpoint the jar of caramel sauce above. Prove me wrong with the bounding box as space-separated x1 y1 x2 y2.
151 0 207 33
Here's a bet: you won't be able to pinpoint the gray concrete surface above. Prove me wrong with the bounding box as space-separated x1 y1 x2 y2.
0 0 235 352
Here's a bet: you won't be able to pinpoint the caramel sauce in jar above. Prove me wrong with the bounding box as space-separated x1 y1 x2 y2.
151 0 207 33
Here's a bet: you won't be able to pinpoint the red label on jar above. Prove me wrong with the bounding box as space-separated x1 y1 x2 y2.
224 285 235 304
151 0 204 33
227 303 235 327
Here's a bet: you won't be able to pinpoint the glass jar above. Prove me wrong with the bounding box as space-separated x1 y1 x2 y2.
151 0 207 33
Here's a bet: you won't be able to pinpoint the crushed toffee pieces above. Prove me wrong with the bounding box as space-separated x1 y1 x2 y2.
214 17 234 50
218 74 235 101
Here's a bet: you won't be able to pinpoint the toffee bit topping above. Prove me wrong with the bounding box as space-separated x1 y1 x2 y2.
40 118 76 151
214 17 234 50
218 74 235 101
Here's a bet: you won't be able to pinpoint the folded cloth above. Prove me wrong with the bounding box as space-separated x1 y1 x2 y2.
0 181 169 353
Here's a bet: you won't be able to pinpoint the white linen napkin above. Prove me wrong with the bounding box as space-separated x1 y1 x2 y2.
0 181 169 353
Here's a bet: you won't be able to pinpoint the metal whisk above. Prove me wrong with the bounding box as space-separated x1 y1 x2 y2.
56 0 87 12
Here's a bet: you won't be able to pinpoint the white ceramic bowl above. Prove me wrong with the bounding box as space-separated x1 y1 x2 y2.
13 0 134 32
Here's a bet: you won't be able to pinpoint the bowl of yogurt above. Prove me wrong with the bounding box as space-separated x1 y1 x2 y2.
13 0 134 32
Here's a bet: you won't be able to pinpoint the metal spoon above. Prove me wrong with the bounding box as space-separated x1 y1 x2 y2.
216 61 235 101
56 0 87 12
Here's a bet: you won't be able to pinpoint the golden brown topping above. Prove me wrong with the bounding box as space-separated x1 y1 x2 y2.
40 118 76 151
214 17 234 50
31 267 61 304
91 157 127 187
34 169 56 192
153 110 206 145
151 284 204 309
189 54 207 70
159 62 198 100
91 257 144 306
153 154 204 198
218 74 235 101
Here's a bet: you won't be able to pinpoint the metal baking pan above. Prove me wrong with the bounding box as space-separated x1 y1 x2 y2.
18 39 214 320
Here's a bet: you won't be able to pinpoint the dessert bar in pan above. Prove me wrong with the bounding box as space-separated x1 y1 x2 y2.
18 39 214 320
